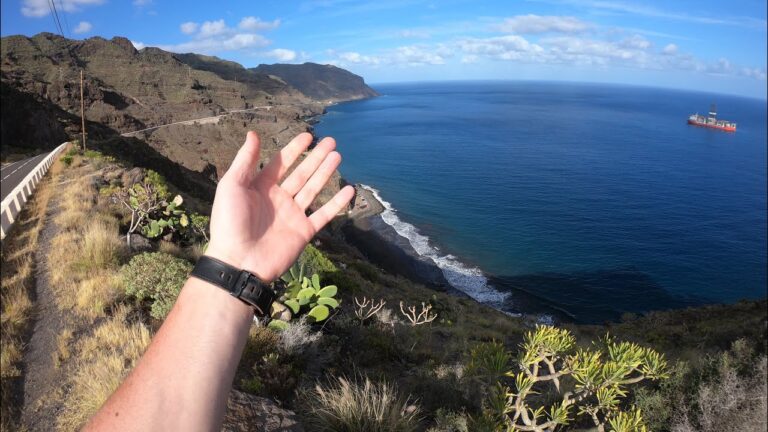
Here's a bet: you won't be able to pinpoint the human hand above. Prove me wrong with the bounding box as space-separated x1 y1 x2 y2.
205 131 355 282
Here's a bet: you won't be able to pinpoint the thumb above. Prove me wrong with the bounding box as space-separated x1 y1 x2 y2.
227 131 261 184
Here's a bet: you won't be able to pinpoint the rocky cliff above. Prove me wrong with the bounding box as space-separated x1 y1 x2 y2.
253 62 379 102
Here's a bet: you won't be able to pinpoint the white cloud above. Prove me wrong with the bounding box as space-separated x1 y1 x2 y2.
330 44 451 67
741 67 767 80
239 16 280 31
398 29 431 38
133 0 151 5
496 15 591 34
73 21 92 34
131 40 146 50
180 22 199 35
162 16 280 54
620 35 651 50
662 43 678 55
160 33 270 54
390 45 449 65
554 0 767 30
458 35 544 61
542 36 652 66
266 48 297 61
21 0 104 17
199 19 229 37
337 51 381 65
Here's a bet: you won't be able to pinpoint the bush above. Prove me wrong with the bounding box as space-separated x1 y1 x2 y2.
300 374 422 432
299 244 337 275
427 409 469 432
61 154 73 166
121 252 192 319
276 318 322 357
669 340 767 432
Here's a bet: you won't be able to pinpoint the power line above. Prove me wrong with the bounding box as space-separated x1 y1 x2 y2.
56 0 71 36
47 0 64 36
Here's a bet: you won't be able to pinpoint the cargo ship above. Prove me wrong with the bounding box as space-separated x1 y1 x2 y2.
688 104 736 132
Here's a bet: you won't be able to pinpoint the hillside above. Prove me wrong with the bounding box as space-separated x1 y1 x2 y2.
0 33 364 202
253 62 379 102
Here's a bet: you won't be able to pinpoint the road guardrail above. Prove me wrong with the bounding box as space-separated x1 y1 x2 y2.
1 142 69 240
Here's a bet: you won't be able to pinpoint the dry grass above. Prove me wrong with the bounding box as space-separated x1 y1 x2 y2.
49 182 126 318
55 175 96 232
186 242 207 262
300 374 422 432
57 306 152 431
77 220 125 271
53 328 74 368
158 240 184 258
76 273 124 319
0 160 57 431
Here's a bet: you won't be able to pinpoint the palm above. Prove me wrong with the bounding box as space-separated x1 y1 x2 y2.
206 132 354 282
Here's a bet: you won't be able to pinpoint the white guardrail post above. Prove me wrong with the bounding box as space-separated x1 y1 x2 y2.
0 142 69 241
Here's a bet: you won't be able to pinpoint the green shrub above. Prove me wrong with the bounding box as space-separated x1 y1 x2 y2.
121 252 191 319
300 374 422 432
427 409 469 432
299 244 337 275
84 150 102 159
464 341 511 385
351 261 380 283
61 155 73 166
144 170 169 197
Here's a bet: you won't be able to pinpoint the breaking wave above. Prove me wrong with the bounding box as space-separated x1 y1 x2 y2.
360 184 509 306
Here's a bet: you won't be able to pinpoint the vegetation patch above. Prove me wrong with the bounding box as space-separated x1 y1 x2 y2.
121 252 193 320
57 306 152 431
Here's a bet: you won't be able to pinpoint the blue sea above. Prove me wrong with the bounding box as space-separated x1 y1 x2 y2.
315 81 767 323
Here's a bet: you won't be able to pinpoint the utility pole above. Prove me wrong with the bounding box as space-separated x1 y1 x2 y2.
80 69 86 150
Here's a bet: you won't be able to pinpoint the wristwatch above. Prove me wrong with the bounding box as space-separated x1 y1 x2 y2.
190 256 277 316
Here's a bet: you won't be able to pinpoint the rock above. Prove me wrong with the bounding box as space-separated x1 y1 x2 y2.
127 233 152 252
222 390 304 432
121 167 144 187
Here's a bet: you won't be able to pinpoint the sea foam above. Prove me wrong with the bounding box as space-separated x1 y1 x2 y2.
360 184 509 306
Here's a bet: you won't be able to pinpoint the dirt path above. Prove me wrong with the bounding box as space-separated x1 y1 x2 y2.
19 192 70 431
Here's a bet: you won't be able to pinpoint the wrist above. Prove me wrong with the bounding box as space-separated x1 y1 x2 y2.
203 247 274 283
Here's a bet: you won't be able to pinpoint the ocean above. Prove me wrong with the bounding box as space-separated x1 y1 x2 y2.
314 81 767 323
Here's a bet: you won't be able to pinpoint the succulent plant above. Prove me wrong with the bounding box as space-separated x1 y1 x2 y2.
269 263 340 327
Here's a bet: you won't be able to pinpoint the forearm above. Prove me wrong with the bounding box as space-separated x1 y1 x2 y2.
85 277 253 432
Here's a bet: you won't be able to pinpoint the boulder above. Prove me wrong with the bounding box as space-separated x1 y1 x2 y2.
222 390 304 432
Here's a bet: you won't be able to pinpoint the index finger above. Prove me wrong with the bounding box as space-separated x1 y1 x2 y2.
258 132 313 186
308 186 355 233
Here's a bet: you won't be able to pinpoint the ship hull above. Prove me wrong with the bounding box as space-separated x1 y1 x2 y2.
687 119 736 132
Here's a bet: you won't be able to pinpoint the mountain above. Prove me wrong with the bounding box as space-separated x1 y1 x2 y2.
252 62 379 102
0 34 368 205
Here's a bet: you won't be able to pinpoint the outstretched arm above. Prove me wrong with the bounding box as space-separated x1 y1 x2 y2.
85 131 355 431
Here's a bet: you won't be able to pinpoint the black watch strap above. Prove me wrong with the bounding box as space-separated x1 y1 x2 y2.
191 256 276 317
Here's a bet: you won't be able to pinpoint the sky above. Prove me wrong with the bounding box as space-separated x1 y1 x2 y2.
2 0 767 99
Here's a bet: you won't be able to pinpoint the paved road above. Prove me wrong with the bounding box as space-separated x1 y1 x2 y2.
1 153 48 201
121 106 273 137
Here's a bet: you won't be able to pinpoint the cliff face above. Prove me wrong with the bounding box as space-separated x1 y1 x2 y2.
252 62 379 102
